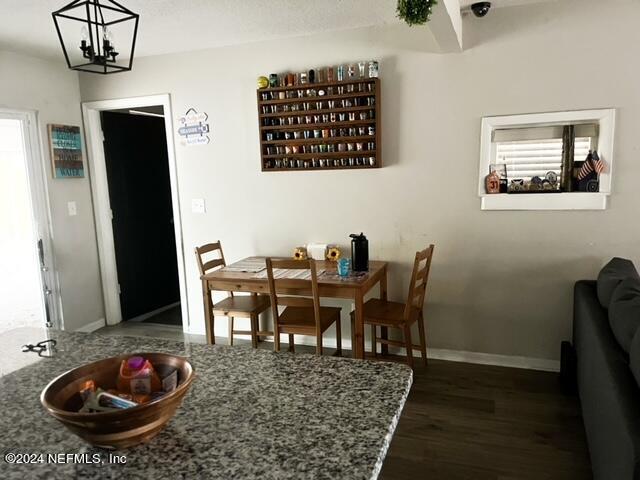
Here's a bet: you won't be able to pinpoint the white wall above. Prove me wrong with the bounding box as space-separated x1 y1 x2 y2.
0 51 104 332
79 0 640 362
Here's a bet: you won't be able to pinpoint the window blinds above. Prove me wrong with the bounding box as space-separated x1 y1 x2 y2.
493 124 596 182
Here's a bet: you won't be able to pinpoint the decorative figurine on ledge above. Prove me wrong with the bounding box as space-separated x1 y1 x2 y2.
485 169 501 194
577 150 606 192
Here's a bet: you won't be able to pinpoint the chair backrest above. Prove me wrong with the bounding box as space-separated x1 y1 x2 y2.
403 245 435 320
194 242 227 276
265 258 321 334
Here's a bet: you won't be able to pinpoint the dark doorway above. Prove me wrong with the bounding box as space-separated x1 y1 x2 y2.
101 107 181 326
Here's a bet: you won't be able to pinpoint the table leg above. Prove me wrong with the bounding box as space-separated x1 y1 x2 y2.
202 280 214 345
354 290 365 360
252 292 264 343
380 265 389 356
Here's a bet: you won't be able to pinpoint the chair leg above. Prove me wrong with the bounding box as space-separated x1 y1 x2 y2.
316 333 323 356
335 317 342 356
228 317 234 346
288 334 295 353
417 313 428 366
209 314 215 345
403 323 414 369
380 326 388 356
250 314 259 349
371 324 377 356
274 330 280 352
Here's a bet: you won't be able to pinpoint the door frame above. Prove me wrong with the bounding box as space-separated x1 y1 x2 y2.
82 94 189 330
0 107 62 330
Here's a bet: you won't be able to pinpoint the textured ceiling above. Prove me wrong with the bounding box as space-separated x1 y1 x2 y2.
0 0 403 60
0 0 567 61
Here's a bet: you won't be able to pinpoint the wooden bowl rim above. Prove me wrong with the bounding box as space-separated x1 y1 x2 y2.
40 352 195 418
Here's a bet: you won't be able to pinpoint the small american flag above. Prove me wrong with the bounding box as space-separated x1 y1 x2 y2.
578 150 606 180
592 150 606 174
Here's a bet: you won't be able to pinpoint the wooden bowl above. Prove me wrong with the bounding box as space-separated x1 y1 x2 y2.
41 352 195 450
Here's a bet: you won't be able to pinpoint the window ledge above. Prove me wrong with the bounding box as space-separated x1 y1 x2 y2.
480 192 608 211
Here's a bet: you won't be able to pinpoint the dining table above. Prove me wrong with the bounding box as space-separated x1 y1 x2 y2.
200 256 389 359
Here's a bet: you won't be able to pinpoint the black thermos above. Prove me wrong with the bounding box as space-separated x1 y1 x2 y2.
350 233 369 271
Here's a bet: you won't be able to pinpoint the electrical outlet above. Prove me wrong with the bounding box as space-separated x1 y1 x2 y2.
67 201 77 216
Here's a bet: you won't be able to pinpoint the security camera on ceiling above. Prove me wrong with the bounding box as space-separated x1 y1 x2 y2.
471 2 492 18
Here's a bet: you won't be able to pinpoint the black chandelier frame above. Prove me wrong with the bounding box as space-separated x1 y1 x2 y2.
52 0 139 74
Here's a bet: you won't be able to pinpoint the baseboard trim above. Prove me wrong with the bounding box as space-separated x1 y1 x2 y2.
76 318 106 333
127 302 180 323
226 333 560 373
428 348 560 372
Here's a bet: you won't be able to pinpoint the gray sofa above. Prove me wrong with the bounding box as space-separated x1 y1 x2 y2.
573 258 640 480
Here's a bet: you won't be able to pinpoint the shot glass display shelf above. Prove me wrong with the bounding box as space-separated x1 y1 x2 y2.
257 77 381 172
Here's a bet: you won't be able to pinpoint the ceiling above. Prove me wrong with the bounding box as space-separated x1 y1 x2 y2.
0 0 561 60
0 0 402 59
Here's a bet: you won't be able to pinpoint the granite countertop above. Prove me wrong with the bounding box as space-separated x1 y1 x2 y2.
0 327 412 480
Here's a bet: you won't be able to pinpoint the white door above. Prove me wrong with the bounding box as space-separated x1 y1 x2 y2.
0 110 59 333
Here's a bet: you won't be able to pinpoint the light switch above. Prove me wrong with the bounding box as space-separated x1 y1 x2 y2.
67 201 77 216
191 198 206 214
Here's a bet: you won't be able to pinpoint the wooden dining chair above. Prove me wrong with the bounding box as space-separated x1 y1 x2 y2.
265 258 342 355
195 242 271 346
351 245 434 368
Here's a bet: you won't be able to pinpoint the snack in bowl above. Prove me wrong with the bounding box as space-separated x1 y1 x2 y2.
40 352 194 450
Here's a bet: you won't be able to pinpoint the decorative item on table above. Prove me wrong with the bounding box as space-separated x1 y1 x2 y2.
307 243 328 261
350 233 369 272
396 0 438 26
293 246 308 260
257 76 269 89
40 353 194 449
326 245 342 261
337 258 350 277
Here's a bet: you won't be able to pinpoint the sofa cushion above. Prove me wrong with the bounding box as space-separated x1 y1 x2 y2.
573 280 640 480
609 278 640 353
597 257 639 308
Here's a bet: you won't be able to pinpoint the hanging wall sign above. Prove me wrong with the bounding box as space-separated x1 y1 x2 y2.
48 124 84 178
177 108 210 146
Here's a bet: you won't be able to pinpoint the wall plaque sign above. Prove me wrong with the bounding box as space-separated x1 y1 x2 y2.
48 124 84 178
177 108 210 146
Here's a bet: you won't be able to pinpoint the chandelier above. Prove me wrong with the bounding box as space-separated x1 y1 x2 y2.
52 0 139 74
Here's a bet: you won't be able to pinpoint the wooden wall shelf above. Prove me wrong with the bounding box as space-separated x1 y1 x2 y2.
257 77 381 172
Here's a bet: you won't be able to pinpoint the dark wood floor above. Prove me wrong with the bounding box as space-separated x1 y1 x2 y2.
96 324 592 479
380 359 592 480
